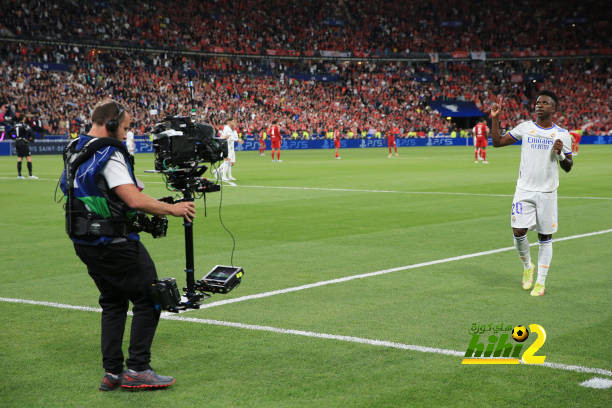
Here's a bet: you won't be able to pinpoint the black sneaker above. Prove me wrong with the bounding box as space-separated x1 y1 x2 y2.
121 368 175 390
99 372 122 391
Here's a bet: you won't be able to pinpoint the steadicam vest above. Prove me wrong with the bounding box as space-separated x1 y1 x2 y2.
60 135 139 245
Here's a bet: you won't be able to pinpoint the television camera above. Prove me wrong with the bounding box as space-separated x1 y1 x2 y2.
149 115 244 312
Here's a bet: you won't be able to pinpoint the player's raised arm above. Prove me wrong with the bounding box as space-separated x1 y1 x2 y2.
553 139 573 173
490 96 516 147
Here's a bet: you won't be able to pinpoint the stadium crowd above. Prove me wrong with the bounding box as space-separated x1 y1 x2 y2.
1 0 609 56
1 43 610 137
0 0 610 137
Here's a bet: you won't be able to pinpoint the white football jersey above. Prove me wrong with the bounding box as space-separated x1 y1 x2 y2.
222 125 238 153
508 121 572 192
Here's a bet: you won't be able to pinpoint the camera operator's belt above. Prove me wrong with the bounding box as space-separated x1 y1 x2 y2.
71 217 128 238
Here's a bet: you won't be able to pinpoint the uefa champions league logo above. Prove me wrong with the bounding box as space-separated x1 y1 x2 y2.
462 323 547 365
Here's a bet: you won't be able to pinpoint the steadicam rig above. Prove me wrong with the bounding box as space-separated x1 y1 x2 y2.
152 265 244 313
148 115 244 312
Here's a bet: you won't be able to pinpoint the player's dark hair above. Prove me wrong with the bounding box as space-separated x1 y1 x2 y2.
537 90 559 109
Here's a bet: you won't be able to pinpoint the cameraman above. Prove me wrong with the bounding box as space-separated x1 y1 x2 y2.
60 99 195 391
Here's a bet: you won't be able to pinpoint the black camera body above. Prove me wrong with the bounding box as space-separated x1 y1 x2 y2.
130 212 168 238
151 278 181 312
152 116 227 172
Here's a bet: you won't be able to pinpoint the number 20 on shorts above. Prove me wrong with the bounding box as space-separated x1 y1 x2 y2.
512 202 524 215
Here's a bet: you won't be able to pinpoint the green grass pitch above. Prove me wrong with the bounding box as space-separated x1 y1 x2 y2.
0 145 610 407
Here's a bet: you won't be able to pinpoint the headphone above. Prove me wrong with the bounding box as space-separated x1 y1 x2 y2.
105 102 125 133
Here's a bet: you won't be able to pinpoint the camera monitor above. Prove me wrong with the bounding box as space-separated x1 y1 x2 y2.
198 265 244 294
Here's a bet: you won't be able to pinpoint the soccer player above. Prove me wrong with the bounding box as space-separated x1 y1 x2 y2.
14 116 38 179
258 128 266 156
473 118 489 163
216 117 242 182
388 125 399 158
570 129 581 156
269 121 282 162
490 90 573 296
126 129 135 155
334 128 341 159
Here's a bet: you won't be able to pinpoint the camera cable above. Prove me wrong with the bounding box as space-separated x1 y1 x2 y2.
210 163 237 266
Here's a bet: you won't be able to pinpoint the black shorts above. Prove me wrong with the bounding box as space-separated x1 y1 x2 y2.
15 139 30 157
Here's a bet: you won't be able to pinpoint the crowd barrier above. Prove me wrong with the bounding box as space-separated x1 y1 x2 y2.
1 136 611 156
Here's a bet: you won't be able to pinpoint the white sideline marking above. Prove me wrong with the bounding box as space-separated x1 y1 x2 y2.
0 297 102 313
194 228 612 310
579 377 612 389
2 176 611 200
1 296 611 378
238 184 612 201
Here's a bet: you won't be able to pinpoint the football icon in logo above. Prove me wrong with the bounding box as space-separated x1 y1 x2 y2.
512 325 529 342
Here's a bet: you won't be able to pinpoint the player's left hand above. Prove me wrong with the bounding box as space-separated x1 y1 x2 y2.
238 139 244 144
553 139 563 154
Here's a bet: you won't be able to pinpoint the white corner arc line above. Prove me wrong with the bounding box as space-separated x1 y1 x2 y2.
579 377 612 389
194 228 612 310
1 296 611 378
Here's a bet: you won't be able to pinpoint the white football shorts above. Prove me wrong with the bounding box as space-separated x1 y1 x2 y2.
510 188 558 234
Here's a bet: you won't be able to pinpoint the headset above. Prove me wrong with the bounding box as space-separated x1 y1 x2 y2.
105 101 125 133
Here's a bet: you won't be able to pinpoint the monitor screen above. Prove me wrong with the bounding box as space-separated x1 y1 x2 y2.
206 267 234 281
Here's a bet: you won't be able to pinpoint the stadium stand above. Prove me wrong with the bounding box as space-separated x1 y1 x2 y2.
1 0 610 55
0 0 610 137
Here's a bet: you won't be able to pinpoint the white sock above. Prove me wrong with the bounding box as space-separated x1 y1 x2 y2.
227 164 233 179
514 235 531 269
215 163 224 179
536 239 552 285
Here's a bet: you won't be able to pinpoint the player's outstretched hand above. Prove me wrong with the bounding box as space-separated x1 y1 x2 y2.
490 96 503 118
553 139 564 155
171 201 196 222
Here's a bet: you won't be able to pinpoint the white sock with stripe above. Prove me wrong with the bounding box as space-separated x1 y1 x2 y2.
514 235 531 269
536 240 553 286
